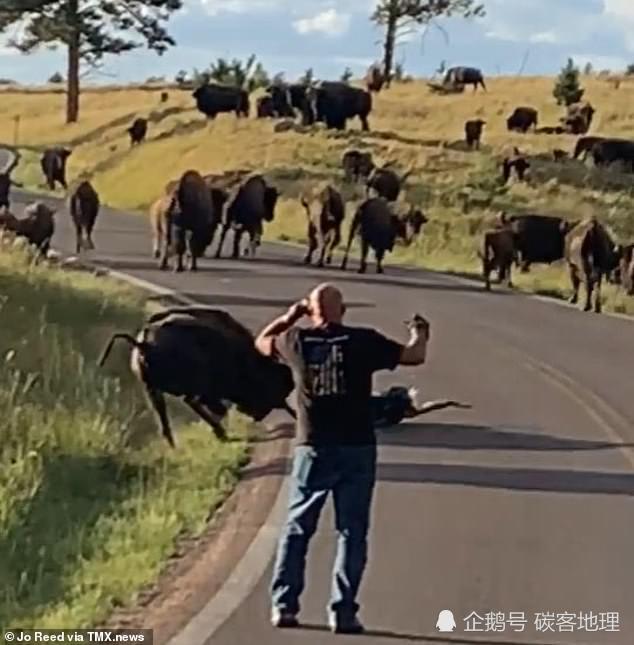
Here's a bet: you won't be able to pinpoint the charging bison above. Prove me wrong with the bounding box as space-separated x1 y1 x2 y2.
301 184 345 267
41 148 71 190
98 307 295 446
69 180 100 253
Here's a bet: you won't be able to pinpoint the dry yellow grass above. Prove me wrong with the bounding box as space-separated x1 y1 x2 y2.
4 76 634 313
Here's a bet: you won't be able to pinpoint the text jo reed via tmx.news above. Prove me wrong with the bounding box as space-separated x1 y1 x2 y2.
3 631 152 644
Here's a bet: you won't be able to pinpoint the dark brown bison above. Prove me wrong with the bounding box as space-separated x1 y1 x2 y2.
301 184 345 267
342 149 375 182
563 102 595 135
565 218 619 313
159 170 218 272
98 307 295 447
160 91 169 103
465 119 486 149
480 226 515 291
193 84 250 119
0 202 55 255
0 172 21 209
256 95 276 118
341 198 427 274
502 148 530 183
507 107 538 133
535 126 566 135
443 67 486 91
591 139 634 172
367 166 412 202
40 148 71 190
127 118 148 146
216 175 279 259
365 63 385 93
508 214 576 272
305 82 372 131
69 180 100 253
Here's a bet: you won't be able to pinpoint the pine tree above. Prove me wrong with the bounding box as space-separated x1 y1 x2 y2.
371 0 484 86
0 0 183 123
340 67 354 83
553 58 585 106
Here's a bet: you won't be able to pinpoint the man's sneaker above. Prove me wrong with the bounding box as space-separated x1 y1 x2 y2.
328 613 365 635
271 607 299 628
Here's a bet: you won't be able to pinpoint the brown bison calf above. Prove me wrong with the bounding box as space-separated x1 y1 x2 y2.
481 227 515 291
69 180 100 253
301 185 345 267
465 119 486 150
502 148 530 183
342 149 375 182
127 118 148 146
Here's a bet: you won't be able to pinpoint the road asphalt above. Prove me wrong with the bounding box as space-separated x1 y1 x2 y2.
7 185 634 645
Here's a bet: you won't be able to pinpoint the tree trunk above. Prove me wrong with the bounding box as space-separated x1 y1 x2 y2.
66 0 80 124
382 12 397 88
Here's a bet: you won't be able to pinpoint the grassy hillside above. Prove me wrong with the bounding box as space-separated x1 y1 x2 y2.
0 241 248 628
2 76 634 313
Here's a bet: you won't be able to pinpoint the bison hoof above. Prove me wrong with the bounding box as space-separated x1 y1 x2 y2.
358 267 367 274
303 256 311 265
583 303 592 312
569 296 578 305
159 263 168 271
175 266 184 274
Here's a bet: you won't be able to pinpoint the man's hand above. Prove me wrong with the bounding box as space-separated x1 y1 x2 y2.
285 299 310 324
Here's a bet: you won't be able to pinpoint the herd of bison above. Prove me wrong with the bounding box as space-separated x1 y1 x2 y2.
1 66 634 315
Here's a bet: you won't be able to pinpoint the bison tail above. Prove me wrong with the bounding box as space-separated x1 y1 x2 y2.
98 333 144 367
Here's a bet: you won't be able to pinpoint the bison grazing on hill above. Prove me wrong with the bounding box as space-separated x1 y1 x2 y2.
0 202 55 255
563 102 595 135
127 117 148 146
507 107 538 133
98 307 295 447
465 119 486 149
342 149 375 182
591 139 634 172
305 82 372 131
365 63 385 93
69 180 100 253
193 84 250 119
159 170 219 272
502 148 530 183
301 184 345 267
573 136 609 161
565 218 619 313
216 175 279 259
443 67 486 91
341 197 427 274
367 166 412 202
41 148 71 190
481 227 515 291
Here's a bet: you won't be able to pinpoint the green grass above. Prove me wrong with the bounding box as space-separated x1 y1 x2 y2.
0 242 248 628
4 77 634 315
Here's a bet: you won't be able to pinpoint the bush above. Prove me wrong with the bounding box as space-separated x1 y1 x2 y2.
340 67 353 84
553 58 584 106
48 72 64 84
626 64 634 76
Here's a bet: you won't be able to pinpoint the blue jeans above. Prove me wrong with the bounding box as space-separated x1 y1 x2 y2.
270 445 377 618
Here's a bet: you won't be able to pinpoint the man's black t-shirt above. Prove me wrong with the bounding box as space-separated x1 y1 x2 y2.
275 324 403 446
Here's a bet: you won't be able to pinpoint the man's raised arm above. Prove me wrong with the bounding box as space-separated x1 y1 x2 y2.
255 301 309 357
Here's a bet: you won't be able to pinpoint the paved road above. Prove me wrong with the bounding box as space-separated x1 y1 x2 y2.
10 188 634 645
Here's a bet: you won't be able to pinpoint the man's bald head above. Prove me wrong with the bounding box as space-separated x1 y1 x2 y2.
308 283 345 325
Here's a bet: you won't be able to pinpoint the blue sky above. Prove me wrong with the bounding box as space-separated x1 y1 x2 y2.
1 0 634 84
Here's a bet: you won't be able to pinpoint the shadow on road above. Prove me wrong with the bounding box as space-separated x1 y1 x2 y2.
378 462 634 496
299 622 565 645
99 257 254 275
379 423 634 452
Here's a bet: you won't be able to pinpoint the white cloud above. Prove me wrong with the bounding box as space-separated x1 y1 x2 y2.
603 0 634 20
293 9 350 37
529 31 559 44
199 0 279 15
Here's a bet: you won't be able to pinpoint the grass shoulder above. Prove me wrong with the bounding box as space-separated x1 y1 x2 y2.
0 245 249 628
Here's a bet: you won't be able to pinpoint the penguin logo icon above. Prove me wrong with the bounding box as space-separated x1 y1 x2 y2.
436 609 457 632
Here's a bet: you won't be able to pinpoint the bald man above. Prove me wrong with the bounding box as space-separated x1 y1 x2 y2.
256 283 428 634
